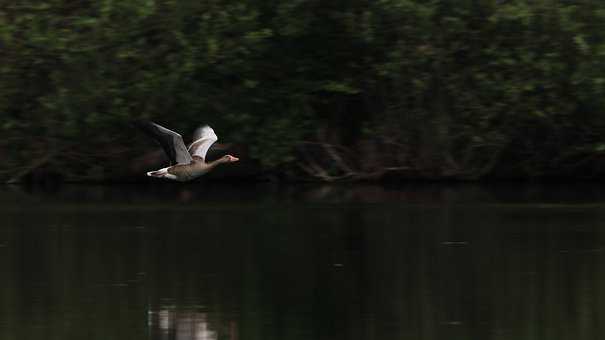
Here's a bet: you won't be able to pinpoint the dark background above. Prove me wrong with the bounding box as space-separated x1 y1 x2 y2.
2 0 605 182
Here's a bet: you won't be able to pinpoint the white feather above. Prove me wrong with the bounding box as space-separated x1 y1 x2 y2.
188 125 218 160
147 167 178 180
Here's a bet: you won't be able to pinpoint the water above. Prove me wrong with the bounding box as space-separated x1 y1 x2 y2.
1 183 605 340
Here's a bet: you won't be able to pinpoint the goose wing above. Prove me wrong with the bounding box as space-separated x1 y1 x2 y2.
134 120 192 165
188 125 218 161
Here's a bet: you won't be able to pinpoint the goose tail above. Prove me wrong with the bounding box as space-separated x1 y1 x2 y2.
146 167 178 180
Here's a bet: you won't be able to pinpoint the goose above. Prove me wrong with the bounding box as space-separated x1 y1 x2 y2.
135 120 239 181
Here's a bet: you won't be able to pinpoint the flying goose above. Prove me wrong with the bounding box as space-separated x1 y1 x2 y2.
135 121 239 181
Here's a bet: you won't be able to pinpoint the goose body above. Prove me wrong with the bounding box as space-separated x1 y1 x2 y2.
136 121 239 181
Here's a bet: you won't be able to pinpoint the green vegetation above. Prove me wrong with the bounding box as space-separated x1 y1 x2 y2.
2 0 605 182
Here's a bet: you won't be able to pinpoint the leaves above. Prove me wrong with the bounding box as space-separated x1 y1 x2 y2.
2 0 605 181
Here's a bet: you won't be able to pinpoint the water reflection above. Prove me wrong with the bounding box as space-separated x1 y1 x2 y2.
150 309 224 340
1 184 605 340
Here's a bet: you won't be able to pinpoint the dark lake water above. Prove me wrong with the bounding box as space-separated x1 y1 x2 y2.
1 183 605 340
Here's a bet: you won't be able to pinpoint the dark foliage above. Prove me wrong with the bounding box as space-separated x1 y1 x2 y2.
2 0 605 181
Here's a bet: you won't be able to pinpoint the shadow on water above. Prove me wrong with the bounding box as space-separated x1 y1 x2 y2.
1 183 605 340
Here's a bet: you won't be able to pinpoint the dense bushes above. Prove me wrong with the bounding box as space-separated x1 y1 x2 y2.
2 0 605 182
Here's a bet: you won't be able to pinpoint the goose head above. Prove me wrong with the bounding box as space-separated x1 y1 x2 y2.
220 155 240 163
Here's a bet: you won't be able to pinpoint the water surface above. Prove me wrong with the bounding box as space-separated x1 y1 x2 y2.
1 183 605 340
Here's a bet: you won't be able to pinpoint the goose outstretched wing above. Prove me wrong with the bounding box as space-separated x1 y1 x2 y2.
134 120 192 165
188 125 218 161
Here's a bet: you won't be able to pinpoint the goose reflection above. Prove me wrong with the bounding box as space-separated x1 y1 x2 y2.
149 308 236 340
